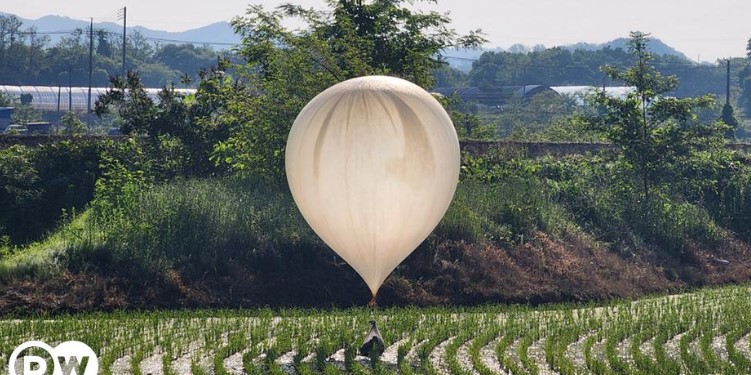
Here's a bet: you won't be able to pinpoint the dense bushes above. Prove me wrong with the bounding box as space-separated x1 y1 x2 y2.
2 137 746 276
2 144 751 308
0 142 104 245
43 145 743 280
75 179 319 276
437 178 571 245
710 165 751 240
0 131 229 250
461 149 737 259
59 175 574 277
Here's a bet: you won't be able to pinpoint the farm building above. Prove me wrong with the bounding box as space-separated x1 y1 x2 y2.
550 85 635 104
0 85 197 113
433 85 634 107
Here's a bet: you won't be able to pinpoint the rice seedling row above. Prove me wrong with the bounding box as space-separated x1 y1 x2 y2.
2 285 751 374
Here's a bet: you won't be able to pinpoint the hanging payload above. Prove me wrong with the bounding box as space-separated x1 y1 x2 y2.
359 320 385 357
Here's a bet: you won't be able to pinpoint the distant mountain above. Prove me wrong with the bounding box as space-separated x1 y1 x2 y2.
0 12 241 49
1 12 688 62
565 37 687 59
444 37 688 72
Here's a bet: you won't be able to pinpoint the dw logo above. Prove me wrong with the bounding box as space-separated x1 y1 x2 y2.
7 341 98 375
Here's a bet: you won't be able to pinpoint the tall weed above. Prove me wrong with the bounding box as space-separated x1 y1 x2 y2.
65 179 316 275
437 178 572 245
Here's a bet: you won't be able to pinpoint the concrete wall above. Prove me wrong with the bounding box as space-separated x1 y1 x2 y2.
460 141 618 158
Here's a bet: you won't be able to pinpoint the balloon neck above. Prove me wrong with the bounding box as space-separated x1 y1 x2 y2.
368 294 377 308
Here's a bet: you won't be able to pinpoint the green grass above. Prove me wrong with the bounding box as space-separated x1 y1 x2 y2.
0 145 736 288
1 178 320 280
1 175 580 281
0 211 95 281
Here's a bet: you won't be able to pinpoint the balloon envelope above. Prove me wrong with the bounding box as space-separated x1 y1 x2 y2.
285 75 460 296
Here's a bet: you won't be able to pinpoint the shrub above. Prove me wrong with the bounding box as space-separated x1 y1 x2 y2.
711 164 751 240
0 142 102 245
437 178 572 245
627 194 721 257
68 178 318 276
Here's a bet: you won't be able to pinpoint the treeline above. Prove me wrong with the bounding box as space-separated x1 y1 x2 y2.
0 14 233 88
435 44 751 140
437 45 748 100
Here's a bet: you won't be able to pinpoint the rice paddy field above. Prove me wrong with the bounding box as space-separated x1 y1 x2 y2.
2 284 751 375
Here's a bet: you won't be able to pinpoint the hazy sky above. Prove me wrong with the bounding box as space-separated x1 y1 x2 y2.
3 0 750 62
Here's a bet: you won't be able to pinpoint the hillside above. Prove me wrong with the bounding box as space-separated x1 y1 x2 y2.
566 37 688 59
445 36 688 72
0 11 689 69
2 142 751 314
0 12 241 49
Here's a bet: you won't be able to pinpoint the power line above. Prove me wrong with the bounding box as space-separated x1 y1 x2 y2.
18 30 79 35
442 55 731 71
140 37 236 46
18 29 237 47
442 55 478 61
95 30 237 46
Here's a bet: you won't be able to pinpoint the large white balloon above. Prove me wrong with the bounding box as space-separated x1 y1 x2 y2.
285 75 460 298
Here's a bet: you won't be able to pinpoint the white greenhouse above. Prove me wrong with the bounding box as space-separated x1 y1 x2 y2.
0 85 197 113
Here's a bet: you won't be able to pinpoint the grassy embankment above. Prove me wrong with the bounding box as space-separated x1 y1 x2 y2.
2 147 751 311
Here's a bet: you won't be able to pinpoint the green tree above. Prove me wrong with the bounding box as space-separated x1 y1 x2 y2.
0 145 40 242
465 43 725 98
451 111 495 140
61 111 86 134
433 65 468 88
96 63 234 176
153 43 219 80
738 39 751 117
591 32 724 202
126 31 155 65
213 0 485 182
96 29 113 58
0 15 24 73
720 102 738 138
47 29 89 86
95 72 156 135
0 91 15 107
11 104 42 125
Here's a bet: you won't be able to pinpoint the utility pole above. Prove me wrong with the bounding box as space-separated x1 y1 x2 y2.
88 18 94 114
28 32 35 68
722 58 738 139
726 59 731 106
118 7 127 77
68 68 72 112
